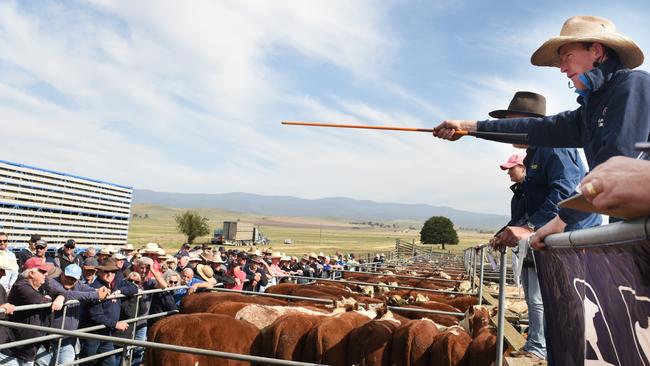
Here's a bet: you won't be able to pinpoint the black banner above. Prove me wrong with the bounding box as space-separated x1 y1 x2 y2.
535 239 650 366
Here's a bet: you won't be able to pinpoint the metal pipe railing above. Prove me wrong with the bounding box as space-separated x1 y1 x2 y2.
545 216 649 248
209 287 334 304
387 306 465 317
286 275 472 295
495 247 507 366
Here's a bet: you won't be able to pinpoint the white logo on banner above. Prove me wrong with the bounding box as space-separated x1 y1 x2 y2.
573 279 619 366
619 286 650 365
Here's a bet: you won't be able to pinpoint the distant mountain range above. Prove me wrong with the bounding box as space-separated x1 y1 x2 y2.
132 189 507 230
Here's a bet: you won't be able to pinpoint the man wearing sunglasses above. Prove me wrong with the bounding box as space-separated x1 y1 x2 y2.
35 264 110 365
0 232 18 293
0 257 65 365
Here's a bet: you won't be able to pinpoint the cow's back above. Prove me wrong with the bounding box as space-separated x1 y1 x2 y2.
429 326 471 366
302 311 372 365
347 318 400 366
261 313 325 361
391 319 439 366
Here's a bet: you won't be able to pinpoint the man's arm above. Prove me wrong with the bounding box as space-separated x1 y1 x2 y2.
433 110 583 148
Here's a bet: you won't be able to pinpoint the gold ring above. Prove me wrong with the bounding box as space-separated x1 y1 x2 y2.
584 182 598 196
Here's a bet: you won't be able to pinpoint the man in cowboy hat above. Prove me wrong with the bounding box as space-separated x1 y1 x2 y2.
488 91 601 361
432 15 650 247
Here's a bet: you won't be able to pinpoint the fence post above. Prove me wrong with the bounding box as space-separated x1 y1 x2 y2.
495 247 507 366
477 246 485 303
52 302 68 366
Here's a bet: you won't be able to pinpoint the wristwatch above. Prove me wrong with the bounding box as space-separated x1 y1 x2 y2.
526 222 536 232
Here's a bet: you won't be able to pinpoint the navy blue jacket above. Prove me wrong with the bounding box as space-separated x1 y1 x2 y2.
85 277 137 335
523 147 601 230
477 57 650 223
47 277 99 330
477 57 650 168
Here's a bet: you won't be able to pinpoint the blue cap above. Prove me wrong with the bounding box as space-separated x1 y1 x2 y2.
64 264 82 280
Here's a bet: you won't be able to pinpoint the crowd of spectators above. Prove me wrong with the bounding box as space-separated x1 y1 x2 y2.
0 233 385 366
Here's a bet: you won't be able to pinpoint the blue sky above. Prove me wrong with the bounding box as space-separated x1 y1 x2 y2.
1 0 649 215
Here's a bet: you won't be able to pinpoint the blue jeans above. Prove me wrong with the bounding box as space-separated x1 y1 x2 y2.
115 325 147 366
0 351 34 366
79 338 115 366
522 266 546 359
34 340 76 366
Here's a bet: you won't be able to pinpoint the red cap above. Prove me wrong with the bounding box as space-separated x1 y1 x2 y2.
499 154 525 170
24 257 54 272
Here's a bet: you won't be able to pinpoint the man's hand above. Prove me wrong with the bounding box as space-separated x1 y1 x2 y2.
0 303 15 315
254 273 261 281
432 120 478 140
51 295 65 312
580 156 650 213
497 226 534 248
234 278 241 286
115 321 129 332
97 286 110 300
530 215 566 250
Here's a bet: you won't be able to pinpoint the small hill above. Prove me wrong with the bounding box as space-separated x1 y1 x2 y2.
133 189 506 231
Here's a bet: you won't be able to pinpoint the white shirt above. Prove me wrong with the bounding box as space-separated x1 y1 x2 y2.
0 250 18 292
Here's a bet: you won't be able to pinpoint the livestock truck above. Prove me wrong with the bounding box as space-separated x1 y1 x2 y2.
214 221 268 245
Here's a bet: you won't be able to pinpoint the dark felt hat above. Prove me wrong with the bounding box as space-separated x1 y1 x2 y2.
488 91 546 119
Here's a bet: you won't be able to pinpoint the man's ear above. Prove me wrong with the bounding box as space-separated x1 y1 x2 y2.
591 42 606 60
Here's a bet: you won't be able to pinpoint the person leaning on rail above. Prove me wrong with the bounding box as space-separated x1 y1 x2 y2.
489 91 602 362
34 264 109 366
432 15 650 248
78 258 136 366
0 258 65 366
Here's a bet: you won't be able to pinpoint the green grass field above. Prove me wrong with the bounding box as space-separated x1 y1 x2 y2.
128 204 493 256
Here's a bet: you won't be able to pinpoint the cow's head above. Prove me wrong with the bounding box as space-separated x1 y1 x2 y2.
461 305 495 337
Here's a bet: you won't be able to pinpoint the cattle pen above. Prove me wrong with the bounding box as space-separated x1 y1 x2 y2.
2 218 646 365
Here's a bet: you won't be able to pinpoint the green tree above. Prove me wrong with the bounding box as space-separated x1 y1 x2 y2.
420 216 458 250
174 211 210 244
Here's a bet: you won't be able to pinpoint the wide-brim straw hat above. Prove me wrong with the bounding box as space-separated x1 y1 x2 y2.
308 252 318 259
531 15 644 69
270 251 283 259
142 242 160 253
122 243 135 251
196 264 214 281
489 91 546 118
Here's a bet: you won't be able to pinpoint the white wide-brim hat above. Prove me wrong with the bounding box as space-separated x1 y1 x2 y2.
531 15 643 69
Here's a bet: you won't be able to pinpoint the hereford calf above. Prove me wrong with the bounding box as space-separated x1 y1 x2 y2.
462 306 499 366
429 325 472 366
261 313 326 362
346 312 401 366
391 319 439 366
302 310 375 364
181 292 286 313
147 313 261 366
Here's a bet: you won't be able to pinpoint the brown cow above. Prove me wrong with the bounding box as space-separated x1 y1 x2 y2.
396 304 461 326
181 292 287 313
147 313 261 366
444 296 478 313
429 325 472 366
391 319 439 366
206 301 250 317
264 282 299 295
463 306 499 366
261 313 326 362
302 310 375 364
347 312 401 366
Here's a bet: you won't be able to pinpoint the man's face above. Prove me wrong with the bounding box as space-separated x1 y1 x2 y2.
61 274 78 289
64 246 74 256
31 269 47 288
35 245 47 258
559 42 602 90
181 271 193 283
508 165 526 183
0 235 8 251
83 268 96 281
115 259 125 269
137 264 150 278
99 270 115 283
